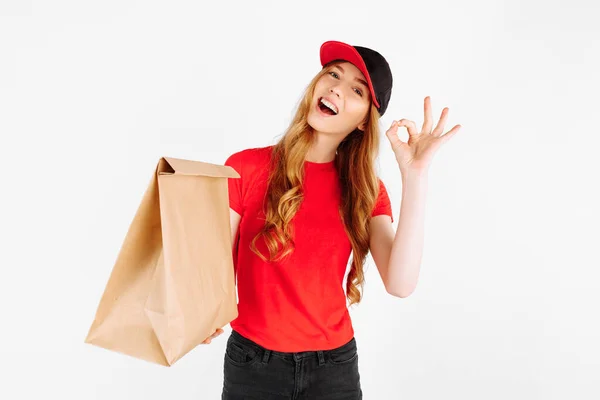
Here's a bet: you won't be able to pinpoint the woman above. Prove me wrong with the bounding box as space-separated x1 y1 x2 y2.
208 40 460 399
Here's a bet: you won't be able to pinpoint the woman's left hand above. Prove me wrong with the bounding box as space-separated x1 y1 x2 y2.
385 96 461 175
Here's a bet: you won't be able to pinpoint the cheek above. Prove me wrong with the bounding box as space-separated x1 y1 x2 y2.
314 78 328 92
346 101 370 123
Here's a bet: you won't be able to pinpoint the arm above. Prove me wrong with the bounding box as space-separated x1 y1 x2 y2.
229 208 241 282
230 208 241 251
373 96 460 297
369 170 428 298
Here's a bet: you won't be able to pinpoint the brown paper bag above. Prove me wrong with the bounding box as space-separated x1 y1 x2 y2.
85 156 240 366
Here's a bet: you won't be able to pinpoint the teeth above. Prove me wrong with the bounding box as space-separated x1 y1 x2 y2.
320 98 338 114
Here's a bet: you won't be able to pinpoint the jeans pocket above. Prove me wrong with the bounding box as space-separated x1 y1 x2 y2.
328 339 359 365
225 337 261 367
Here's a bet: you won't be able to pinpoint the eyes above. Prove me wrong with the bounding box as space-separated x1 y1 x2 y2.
328 71 363 97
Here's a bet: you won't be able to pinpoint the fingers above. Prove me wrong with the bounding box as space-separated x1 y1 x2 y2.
201 328 225 344
422 96 433 133
422 96 453 137
389 97 459 151
440 124 462 144
432 107 449 137
385 121 405 150
397 119 418 137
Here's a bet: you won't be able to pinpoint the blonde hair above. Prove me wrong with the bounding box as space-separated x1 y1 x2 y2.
250 61 383 307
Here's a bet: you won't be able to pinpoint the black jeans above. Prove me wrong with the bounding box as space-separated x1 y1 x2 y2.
222 329 363 399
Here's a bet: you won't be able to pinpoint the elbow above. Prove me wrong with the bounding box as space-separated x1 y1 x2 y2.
386 284 415 298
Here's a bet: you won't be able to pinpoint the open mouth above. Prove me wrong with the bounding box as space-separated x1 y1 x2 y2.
317 97 338 116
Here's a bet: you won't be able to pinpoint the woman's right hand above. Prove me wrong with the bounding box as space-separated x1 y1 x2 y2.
201 328 224 344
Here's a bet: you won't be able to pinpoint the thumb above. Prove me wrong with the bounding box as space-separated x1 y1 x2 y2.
386 121 407 151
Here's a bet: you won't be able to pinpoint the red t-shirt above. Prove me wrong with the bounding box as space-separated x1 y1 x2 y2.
224 145 393 352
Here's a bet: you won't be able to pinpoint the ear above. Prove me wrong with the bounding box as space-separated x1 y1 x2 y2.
357 112 369 132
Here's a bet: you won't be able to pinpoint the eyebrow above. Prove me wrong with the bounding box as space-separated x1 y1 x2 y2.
332 64 369 89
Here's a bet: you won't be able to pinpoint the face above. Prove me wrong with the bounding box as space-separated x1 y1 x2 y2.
306 61 372 137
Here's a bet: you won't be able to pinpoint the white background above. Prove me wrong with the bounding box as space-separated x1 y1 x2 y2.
1 1 599 399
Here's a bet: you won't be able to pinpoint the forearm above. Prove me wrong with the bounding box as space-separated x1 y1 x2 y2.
387 169 428 297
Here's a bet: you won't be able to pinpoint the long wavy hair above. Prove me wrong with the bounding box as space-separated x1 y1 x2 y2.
249 60 383 307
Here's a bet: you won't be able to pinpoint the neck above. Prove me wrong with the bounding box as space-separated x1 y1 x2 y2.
305 132 343 163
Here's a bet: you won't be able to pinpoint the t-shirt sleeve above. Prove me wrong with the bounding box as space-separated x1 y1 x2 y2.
371 178 394 223
224 151 244 216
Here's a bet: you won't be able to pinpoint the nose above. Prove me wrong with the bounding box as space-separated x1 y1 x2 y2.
329 86 342 99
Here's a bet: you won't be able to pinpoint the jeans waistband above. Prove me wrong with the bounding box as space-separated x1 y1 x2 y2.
230 329 356 360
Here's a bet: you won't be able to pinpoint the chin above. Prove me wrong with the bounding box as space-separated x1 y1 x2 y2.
307 113 336 134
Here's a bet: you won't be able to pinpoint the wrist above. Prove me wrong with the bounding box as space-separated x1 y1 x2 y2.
401 168 429 182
